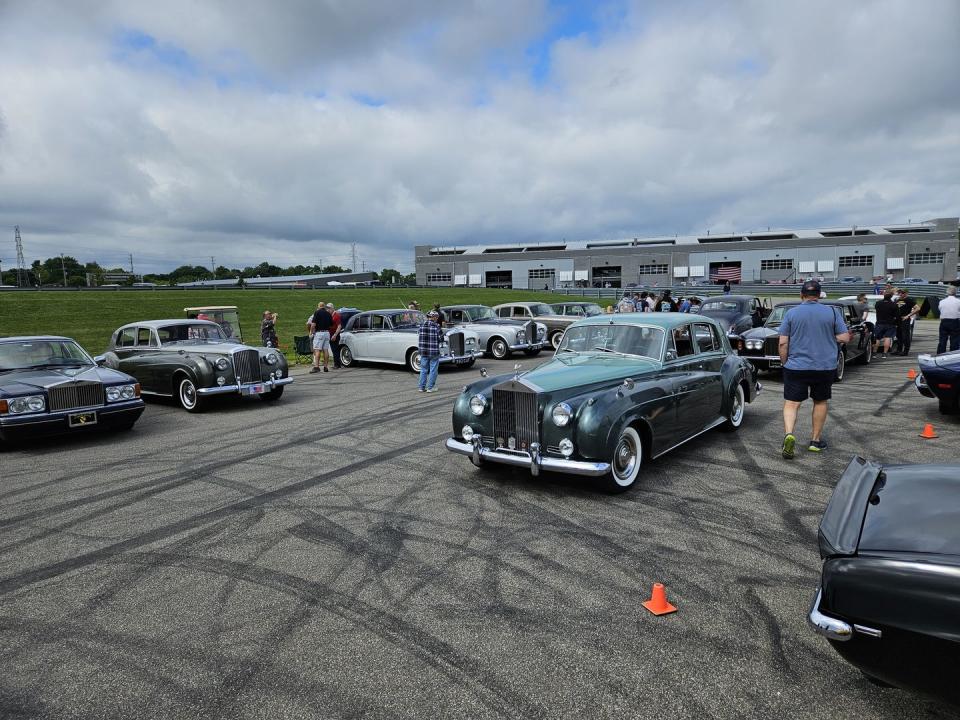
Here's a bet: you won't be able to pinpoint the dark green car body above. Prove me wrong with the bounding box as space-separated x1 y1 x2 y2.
446 313 760 490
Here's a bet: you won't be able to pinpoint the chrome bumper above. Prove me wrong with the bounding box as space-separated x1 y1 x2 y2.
439 351 484 365
508 340 544 351
808 588 853 642
739 353 782 366
0 399 144 428
196 376 293 396
915 373 934 398
445 437 611 477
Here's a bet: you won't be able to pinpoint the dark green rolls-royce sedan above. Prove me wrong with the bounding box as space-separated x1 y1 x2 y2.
447 313 760 491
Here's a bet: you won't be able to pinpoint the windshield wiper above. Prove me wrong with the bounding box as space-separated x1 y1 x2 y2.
591 346 626 355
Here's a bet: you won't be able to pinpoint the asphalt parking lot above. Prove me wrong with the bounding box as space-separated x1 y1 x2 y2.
1 322 957 720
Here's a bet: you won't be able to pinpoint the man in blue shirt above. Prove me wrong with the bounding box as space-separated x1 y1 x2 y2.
417 310 443 392
778 281 850 458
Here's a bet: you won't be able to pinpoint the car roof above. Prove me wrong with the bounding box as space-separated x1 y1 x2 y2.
492 301 550 307
571 312 721 330
184 306 238 311
355 308 416 316
441 304 485 310
553 301 597 306
117 319 223 330
0 335 75 343
701 295 754 303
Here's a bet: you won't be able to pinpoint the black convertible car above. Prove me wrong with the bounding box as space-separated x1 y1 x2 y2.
0 336 144 444
809 456 960 707
736 299 873 379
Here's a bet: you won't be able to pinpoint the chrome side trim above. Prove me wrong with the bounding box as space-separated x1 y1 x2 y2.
853 624 883 638
446 437 610 477
196 376 293 396
808 588 853 642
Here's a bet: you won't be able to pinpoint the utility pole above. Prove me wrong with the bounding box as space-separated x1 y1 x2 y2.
15 226 27 287
60 254 68 286
210 256 216 278
129 253 134 274
361 260 365 272
351 243 357 273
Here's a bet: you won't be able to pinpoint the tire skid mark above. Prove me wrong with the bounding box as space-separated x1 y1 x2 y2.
105 551 542 719
0 432 450 595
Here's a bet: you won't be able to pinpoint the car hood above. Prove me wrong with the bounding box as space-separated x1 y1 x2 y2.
819 456 960 558
520 353 659 393
741 325 780 340
0 365 135 395
159 341 255 355
464 318 528 328
920 350 960 369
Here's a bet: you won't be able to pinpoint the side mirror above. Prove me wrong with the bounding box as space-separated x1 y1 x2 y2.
93 354 107 366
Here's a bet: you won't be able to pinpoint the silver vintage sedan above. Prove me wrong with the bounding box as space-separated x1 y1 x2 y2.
338 309 483 373
441 305 547 360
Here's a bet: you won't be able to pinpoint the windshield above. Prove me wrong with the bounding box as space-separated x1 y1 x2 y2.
389 311 426 329
557 324 664 360
582 304 603 316
765 306 790 325
529 303 556 317
467 307 497 321
700 300 744 314
0 340 93 371
158 324 227 344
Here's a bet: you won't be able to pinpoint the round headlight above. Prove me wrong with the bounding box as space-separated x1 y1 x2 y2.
9 398 28 413
558 438 574 457
106 387 122 402
27 396 45 412
461 425 475 441
266 353 279 365
215 357 229 371
120 385 136 399
469 394 487 416
516 330 524 340
552 402 573 427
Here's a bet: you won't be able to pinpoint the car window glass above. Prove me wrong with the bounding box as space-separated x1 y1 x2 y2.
137 328 155 346
693 323 717 353
370 316 385 331
353 316 370 331
512 307 527 318
672 326 696 357
450 310 463 323
119 328 136 348
497 307 510 318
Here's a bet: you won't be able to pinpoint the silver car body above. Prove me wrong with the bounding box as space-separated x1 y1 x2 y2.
441 305 546 357
339 309 482 370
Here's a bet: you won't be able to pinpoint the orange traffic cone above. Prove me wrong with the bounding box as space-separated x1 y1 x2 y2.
919 423 938 439
642 583 677 616
907 368 917 380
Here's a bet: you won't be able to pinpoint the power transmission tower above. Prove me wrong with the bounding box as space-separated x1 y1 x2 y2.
14 226 26 287
210 256 216 278
351 243 357 272
60 254 68 286
128 253 134 274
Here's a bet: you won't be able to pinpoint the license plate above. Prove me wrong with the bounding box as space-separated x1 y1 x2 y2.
68 411 97 427
244 384 264 395
770 360 782 369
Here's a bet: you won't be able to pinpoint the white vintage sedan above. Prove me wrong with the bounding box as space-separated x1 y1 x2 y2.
338 309 483 373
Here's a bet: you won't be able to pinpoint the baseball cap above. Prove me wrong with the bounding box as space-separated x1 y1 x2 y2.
427 309 439 317
325 303 334 309
801 280 821 296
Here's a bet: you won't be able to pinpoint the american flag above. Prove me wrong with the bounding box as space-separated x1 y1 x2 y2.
710 265 741 282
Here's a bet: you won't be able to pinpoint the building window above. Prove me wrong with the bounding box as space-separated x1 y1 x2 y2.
592 266 621 288
908 252 945 265
838 255 874 268
425 272 452 283
760 259 793 270
637 264 668 275
528 268 556 279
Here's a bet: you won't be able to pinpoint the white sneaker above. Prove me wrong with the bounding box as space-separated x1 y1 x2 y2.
426 387 437 393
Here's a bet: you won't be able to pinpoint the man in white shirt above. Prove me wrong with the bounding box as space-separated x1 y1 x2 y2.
937 286 960 354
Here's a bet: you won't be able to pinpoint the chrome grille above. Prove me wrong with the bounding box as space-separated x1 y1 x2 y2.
492 382 539 451
525 321 535 344
48 382 104 412
233 349 261 384
764 337 780 356
448 332 465 357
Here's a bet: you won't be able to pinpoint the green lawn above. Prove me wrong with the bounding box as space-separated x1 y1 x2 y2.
0 288 600 357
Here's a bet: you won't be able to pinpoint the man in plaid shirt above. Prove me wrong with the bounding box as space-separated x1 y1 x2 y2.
418 310 443 392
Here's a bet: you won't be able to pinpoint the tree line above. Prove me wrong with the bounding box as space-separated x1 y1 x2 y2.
0 257 414 287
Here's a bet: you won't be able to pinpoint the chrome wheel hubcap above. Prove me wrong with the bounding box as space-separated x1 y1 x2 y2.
613 438 637 480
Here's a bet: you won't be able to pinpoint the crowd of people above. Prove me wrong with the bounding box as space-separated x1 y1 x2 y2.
612 290 701 314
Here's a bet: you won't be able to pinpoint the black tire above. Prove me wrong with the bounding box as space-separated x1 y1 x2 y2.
603 425 643 492
939 398 958 415
407 348 422 373
463 358 476 368
720 382 745 432
859 336 873 365
489 337 510 360
524 348 542 357
835 350 845 382
339 345 354 367
176 376 204 413
261 386 284 402
550 330 564 350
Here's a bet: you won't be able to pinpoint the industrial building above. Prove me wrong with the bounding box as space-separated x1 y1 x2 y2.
415 217 959 289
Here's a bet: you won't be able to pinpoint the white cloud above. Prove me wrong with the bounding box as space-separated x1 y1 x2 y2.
0 0 956 274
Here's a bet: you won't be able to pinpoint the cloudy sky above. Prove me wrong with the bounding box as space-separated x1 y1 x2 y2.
0 0 957 275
